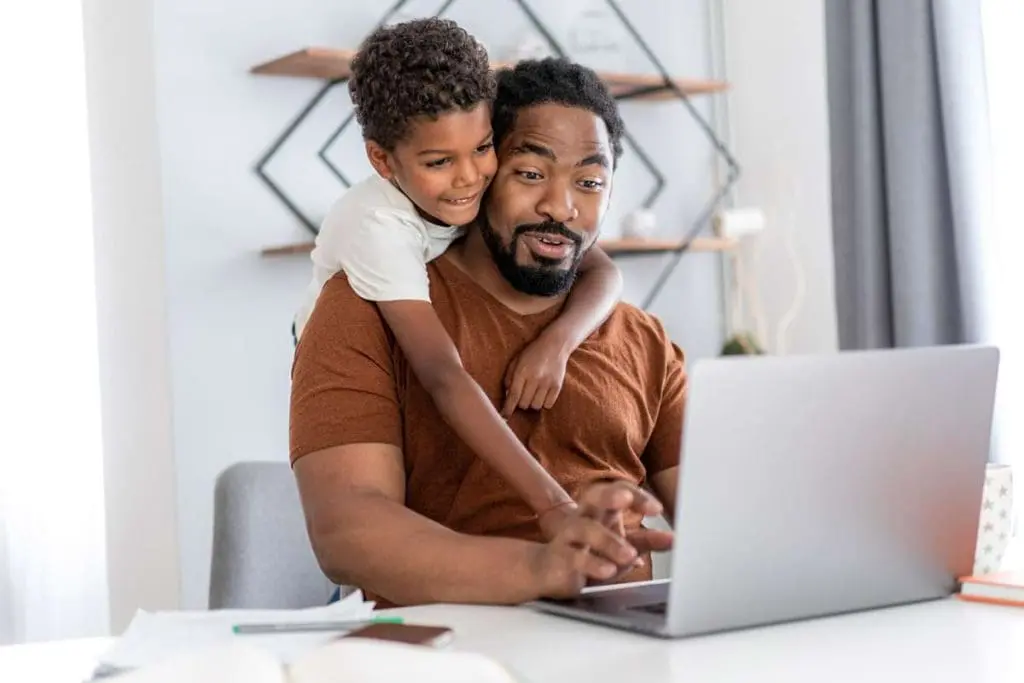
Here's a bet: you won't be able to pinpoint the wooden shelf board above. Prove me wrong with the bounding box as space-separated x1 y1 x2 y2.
599 236 737 254
251 48 728 99
251 47 358 80
261 236 736 258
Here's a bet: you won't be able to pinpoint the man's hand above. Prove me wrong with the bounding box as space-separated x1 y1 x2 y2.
528 481 674 599
502 333 571 417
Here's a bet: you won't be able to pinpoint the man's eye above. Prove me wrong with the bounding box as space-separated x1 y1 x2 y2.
425 158 451 168
517 170 543 181
579 179 604 190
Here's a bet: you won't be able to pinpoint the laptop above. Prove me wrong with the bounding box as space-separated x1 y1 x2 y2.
531 345 1000 637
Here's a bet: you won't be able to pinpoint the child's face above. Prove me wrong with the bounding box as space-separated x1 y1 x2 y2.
367 103 497 227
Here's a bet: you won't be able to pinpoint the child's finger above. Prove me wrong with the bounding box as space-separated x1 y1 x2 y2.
503 376 525 417
518 380 539 410
528 384 547 410
543 386 560 409
503 356 519 389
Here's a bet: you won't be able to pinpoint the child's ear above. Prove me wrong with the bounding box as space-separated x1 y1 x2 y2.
365 141 395 180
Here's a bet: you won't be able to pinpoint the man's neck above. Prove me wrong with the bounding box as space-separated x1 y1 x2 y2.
445 228 566 316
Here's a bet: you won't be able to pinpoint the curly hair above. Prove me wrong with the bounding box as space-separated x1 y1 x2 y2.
492 58 625 166
348 18 496 150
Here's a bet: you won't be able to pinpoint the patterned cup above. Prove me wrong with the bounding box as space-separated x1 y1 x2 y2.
973 463 1014 575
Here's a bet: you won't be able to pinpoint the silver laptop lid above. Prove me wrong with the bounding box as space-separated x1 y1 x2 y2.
666 345 999 636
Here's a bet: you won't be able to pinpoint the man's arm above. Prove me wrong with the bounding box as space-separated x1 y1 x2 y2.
649 468 678 522
294 444 544 606
294 444 652 605
641 327 688 523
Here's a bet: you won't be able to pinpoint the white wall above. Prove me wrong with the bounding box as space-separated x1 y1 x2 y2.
151 0 728 608
82 0 182 631
720 0 839 355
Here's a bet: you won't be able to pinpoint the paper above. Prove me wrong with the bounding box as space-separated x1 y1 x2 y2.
97 590 375 672
102 644 285 683
289 639 521 683
110 639 521 683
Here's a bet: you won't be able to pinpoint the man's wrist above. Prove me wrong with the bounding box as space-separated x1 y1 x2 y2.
517 541 551 602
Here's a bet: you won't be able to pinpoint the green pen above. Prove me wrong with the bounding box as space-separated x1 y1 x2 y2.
232 615 404 635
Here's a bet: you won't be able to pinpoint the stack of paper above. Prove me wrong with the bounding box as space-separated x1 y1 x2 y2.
94 590 374 677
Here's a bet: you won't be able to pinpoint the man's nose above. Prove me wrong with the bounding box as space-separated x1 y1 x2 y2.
537 182 579 224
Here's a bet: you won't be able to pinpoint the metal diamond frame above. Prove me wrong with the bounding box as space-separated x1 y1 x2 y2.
253 0 740 309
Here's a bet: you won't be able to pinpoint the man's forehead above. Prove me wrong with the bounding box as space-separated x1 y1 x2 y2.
504 103 611 156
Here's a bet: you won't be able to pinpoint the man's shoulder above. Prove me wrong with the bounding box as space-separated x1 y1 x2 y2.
604 301 673 344
311 273 386 330
598 302 684 370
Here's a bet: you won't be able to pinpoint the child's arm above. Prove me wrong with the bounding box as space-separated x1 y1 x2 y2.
502 246 623 416
377 300 576 536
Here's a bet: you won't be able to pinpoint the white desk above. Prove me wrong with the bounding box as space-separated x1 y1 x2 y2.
1 599 1021 682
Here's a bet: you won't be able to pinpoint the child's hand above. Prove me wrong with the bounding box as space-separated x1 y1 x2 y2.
535 497 648 578
502 336 570 417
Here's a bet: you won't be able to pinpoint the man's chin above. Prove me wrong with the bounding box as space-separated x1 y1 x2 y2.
503 264 577 297
518 254 572 271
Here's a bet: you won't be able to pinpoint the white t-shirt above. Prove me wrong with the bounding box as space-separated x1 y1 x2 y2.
294 175 466 339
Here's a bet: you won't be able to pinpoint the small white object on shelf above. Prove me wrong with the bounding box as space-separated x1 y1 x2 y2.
713 207 766 239
621 209 656 239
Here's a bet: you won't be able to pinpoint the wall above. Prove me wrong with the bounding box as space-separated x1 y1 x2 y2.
152 0 728 608
82 0 182 631
719 0 839 355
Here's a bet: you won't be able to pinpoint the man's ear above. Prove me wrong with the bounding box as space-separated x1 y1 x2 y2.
365 141 394 180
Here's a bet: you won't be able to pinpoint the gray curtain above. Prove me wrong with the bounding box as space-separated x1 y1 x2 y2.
825 0 991 350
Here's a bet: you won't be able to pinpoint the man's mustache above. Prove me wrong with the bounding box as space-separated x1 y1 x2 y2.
513 221 583 247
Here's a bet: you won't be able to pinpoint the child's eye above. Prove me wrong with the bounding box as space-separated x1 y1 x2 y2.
425 158 451 168
475 142 494 154
517 170 543 181
579 179 605 191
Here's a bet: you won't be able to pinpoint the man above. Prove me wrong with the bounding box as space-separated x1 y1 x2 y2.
290 58 686 607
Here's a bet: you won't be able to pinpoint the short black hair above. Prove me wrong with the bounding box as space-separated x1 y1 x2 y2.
492 58 625 166
348 18 495 150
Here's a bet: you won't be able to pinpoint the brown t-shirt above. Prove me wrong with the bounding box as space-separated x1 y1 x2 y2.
290 256 687 583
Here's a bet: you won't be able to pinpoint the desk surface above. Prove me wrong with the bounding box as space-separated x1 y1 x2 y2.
2 599 1022 682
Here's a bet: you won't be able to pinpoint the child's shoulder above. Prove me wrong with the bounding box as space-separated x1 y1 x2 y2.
328 175 418 219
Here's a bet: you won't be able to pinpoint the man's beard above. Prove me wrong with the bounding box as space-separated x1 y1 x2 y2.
479 218 587 297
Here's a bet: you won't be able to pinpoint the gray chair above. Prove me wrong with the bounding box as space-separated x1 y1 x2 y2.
209 461 336 609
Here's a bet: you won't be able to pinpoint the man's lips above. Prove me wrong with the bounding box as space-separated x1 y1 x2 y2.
521 231 578 260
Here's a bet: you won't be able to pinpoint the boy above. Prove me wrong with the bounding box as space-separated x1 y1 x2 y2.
293 18 623 537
